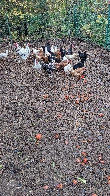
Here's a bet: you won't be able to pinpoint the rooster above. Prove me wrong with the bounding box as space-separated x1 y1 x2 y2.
71 52 87 78
78 51 87 62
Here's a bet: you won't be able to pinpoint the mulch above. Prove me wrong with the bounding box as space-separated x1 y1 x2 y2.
0 38 110 196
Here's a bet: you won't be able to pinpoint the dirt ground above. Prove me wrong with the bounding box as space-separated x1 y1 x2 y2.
0 38 110 196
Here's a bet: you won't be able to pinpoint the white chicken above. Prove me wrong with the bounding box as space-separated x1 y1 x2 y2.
64 63 72 74
54 46 57 52
51 45 57 53
0 50 8 58
32 48 40 55
65 53 78 60
62 56 68 62
15 43 30 61
33 59 42 71
45 46 51 56
51 45 54 53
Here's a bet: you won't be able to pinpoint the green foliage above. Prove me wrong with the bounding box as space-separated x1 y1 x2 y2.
74 0 108 47
0 0 110 49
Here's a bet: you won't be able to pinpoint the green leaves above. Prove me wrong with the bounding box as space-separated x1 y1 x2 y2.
0 0 109 49
74 1 108 47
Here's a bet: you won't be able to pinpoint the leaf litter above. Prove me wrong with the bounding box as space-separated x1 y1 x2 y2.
0 38 110 195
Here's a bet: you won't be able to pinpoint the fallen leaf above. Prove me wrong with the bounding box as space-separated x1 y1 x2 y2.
62 88 66 91
76 145 81 149
64 95 69 100
56 183 63 189
77 177 86 184
82 158 88 164
80 75 85 79
98 113 104 117
99 160 105 164
65 140 68 145
57 114 62 118
76 158 81 163
36 133 42 140
106 176 110 180
72 180 78 185
75 122 79 127
87 139 92 143
55 134 59 139
40 159 45 162
83 79 87 83
81 152 87 156
98 155 102 161
44 185 49 190
92 194 98 196
69 95 75 99
77 95 80 98
84 96 88 101
82 140 87 143
75 99 80 104
43 94 48 98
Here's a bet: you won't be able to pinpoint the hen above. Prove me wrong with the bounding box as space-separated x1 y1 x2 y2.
78 51 87 62
33 59 42 71
0 50 8 58
15 43 30 61
60 46 67 58
42 61 56 74
71 67 85 77
32 48 40 55
71 51 87 78
65 53 78 60
64 63 72 74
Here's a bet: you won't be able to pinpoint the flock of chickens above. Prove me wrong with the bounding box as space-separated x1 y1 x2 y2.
0 41 88 79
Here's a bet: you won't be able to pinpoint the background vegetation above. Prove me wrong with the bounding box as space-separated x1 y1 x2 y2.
0 0 110 49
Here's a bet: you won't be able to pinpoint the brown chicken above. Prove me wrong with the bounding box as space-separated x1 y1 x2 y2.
55 61 69 70
54 50 61 63
36 48 45 61
71 67 85 78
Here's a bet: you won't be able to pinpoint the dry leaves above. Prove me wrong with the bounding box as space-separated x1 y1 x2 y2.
56 183 63 189
36 133 42 140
